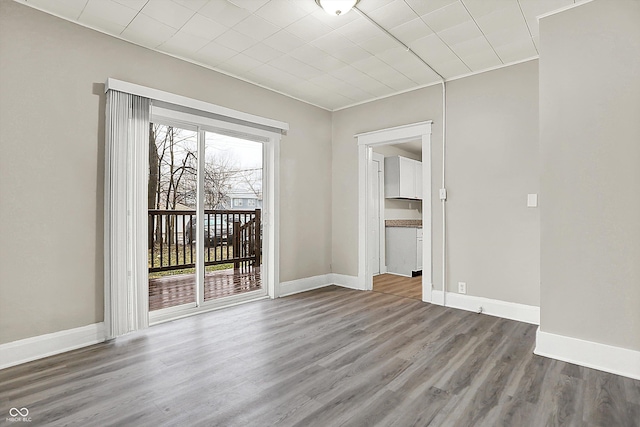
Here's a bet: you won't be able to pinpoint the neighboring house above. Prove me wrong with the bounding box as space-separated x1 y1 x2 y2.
224 193 263 211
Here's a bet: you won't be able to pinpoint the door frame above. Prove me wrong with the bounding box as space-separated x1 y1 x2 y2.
356 121 433 302
369 152 386 275
148 108 280 325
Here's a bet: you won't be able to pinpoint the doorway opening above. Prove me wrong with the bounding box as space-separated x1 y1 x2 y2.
356 121 433 302
147 124 264 312
371 141 423 300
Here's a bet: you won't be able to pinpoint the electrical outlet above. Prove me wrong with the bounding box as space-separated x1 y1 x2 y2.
458 282 466 294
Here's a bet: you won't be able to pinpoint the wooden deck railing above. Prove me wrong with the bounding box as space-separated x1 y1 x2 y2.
148 209 261 273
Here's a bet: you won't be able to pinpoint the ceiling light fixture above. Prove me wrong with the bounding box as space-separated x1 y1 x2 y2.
314 0 360 16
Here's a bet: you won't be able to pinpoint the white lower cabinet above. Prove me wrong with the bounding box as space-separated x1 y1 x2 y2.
386 227 422 277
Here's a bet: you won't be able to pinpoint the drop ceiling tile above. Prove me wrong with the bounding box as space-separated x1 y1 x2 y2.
79 12 127 35
403 0 458 16
25 0 88 20
214 29 258 52
311 8 359 29
449 34 494 58
493 37 537 63
233 14 280 41
435 57 471 78
421 1 471 33
357 0 394 13
248 63 303 87
330 44 372 64
309 74 351 90
242 42 285 62
286 14 333 42
113 0 148 10
254 0 310 28
141 0 194 29
484 26 531 50
198 1 251 27
390 18 433 45
532 35 540 51
288 44 328 64
518 0 573 37
181 14 228 40
121 13 177 48
460 0 516 19
263 30 306 52
290 0 321 15
457 48 502 71
376 46 416 66
159 30 210 55
349 73 394 96
194 40 238 65
218 53 263 74
228 0 269 13
350 55 390 75
358 34 400 55
336 17 380 45
476 4 530 46
311 31 357 54
367 0 419 29
172 0 209 12
269 55 324 80
377 72 417 92
80 0 138 29
305 54 347 73
411 33 460 64
437 19 483 46
394 63 441 85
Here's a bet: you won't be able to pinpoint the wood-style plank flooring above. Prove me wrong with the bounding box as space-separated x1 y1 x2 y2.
148 267 261 311
1 286 639 426
373 273 422 300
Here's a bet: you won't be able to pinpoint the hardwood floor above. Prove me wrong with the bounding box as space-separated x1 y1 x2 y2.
1 286 639 426
373 273 422 300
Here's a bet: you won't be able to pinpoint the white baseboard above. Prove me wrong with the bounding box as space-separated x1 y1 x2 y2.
330 273 363 290
0 323 106 371
431 290 540 325
279 274 333 297
278 273 363 297
535 328 640 380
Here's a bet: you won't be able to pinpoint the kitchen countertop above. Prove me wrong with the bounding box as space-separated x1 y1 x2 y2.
385 220 422 228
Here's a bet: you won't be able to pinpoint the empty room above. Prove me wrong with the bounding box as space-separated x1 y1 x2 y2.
0 0 638 425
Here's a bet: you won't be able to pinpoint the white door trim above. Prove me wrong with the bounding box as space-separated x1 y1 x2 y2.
356 121 433 300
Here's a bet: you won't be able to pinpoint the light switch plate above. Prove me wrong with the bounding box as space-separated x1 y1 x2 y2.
527 194 538 207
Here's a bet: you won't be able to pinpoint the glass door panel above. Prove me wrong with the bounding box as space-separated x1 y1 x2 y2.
147 123 198 311
202 131 263 302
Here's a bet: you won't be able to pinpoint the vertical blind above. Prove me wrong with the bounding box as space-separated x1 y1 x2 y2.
104 90 150 339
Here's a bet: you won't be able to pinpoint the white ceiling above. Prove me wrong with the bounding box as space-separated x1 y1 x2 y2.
19 0 582 110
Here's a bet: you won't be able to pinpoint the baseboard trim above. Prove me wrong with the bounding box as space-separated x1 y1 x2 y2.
279 273 363 297
279 274 333 297
0 323 106 371
330 273 363 290
535 328 640 380
432 290 540 325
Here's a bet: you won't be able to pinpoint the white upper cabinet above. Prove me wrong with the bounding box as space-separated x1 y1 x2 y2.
384 156 422 200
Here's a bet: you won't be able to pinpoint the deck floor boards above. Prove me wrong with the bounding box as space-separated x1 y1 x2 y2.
1 286 638 426
148 267 261 311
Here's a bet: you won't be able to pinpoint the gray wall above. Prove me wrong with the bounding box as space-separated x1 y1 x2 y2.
539 0 640 351
0 1 332 344
332 60 540 306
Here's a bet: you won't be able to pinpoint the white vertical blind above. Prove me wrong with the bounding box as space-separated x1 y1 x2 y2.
104 90 150 339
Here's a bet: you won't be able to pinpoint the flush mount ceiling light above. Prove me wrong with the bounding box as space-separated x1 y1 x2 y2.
315 0 360 16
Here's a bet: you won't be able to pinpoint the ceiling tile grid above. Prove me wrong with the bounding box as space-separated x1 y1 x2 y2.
18 0 579 110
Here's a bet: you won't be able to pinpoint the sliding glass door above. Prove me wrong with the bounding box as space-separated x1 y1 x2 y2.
147 117 266 316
